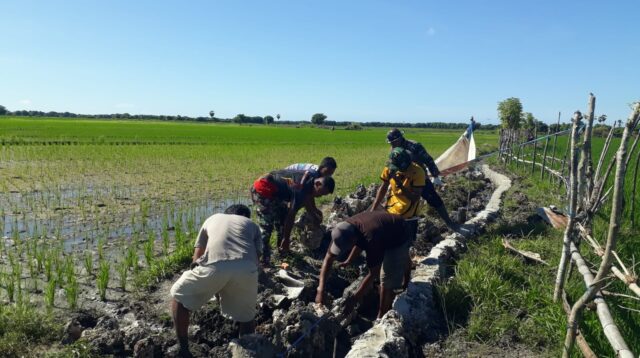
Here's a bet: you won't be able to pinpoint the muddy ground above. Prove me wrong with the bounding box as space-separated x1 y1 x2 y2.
59 169 497 357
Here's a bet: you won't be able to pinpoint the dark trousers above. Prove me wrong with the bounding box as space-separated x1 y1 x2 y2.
421 179 444 209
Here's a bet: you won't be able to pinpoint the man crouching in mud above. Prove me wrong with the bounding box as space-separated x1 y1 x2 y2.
315 211 411 319
170 204 262 357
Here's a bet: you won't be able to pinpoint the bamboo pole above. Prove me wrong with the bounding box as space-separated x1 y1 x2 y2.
566 241 633 358
549 112 561 183
563 104 639 358
541 128 551 180
554 111 583 303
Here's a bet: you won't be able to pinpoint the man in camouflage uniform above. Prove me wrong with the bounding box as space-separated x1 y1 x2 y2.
386 128 459 230
251 170 334 265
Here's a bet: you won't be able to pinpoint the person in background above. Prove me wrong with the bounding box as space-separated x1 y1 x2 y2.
286 156 337 180
251 171 334 265
385 128 459 230
315 211 410 319
170 204 261 357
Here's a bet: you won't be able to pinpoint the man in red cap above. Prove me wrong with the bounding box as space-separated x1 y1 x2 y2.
251 171 334 265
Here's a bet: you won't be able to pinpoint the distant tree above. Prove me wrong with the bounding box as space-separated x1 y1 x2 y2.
523 112 536 131
233 114 246 124
209 110 215 119
264 115 274 125
311 113 327 125
0 105 7 115
597 114 607 124
276 114 281 121
497 97 523 129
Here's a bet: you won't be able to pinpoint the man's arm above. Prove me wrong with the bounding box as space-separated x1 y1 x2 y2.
339 246 363 268
192 225 208 263
279 207 297 252
304 196 322 222
416 143 440 177
370 181 389 211
315 251 337 305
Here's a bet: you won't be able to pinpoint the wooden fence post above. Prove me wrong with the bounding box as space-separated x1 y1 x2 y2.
632 148 639 228
541 127 551 180
531 123 538 175
549 112 561 183
559 134 570 189
553 111 583 303
562 104 639 358
577 93 596 210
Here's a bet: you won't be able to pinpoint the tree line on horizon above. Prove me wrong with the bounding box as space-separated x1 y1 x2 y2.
0 104 498 130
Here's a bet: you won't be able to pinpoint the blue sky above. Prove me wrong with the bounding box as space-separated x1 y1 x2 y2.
1 0 638 124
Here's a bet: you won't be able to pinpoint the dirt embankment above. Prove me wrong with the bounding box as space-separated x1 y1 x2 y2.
60 168 496 357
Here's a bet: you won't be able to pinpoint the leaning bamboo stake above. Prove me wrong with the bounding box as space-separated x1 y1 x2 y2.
554 111 583 303
541 127 551 180
594 121 617 184
567 241 633 358
577 223 640 298
549 112 561 183
561 290 598 358
563 104 639 358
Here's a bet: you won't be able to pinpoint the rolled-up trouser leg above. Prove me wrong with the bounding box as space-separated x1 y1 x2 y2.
256 210 274 261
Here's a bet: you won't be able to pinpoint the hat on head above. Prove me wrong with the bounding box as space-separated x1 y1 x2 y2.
386 128 404 143
387 147 412 172
329 221 357 257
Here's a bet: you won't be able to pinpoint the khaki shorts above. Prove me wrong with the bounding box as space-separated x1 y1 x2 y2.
380 240 410 291
170 259 258 323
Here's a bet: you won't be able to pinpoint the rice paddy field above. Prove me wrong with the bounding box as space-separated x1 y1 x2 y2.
0 116 498 311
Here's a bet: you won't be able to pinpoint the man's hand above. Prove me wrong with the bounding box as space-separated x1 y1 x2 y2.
432 176 444 186
278 239 291 254
337 260 351 269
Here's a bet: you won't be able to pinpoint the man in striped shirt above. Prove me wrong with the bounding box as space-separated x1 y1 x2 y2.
285 156 337 180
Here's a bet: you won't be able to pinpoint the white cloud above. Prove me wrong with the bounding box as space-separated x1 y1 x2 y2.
427 27 436 36
19 99 32 105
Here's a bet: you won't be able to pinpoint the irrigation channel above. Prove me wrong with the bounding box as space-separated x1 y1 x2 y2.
34 165 510 357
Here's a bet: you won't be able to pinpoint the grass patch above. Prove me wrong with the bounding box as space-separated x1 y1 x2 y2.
0 304 63 357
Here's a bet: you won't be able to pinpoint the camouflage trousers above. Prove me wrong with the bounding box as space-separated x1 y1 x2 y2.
251 192 288 260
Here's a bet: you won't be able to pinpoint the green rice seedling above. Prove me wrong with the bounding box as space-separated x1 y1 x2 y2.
35 245 45 273
116 260 128 292
44 278 56 309
83 251 93 276
161 226 170 256
97 260 110 301
5 273 16 302
97 237 105 261
126 245 138 273
144 233 154 266
44 254 54 282
55 256 65 286
65 276 79 309
64 255 76 285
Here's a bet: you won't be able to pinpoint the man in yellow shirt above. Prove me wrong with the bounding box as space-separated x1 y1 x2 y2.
370 147 426 219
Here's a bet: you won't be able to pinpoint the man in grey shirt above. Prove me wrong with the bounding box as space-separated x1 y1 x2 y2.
170 204 262 357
